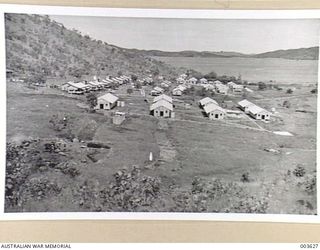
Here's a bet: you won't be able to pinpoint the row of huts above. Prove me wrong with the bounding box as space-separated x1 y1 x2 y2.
174 74 244 97
198 98 270 121
61 76 131 94
90 91 270 123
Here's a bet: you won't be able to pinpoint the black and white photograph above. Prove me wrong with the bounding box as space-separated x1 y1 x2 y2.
2 7 319 219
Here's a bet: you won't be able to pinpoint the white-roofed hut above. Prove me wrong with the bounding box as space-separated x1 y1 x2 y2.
95 93 119 110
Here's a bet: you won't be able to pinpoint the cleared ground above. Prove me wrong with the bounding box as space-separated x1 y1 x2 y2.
6 81 317 214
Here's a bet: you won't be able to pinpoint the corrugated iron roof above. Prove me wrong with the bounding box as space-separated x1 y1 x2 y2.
150 100 173 111
247 105 269 115
238 99 254 107
203 103 225 114
153 94 172 103
98 93 119 103
199 97 218 106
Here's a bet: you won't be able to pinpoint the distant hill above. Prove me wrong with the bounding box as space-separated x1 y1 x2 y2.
253 47 319 60
132 49 249 58
138 47 318 60
5 14 180 81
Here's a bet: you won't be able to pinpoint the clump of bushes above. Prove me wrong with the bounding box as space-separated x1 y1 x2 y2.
293 165 306 177
258 82 267 90
241 172 251 183
86 93 97 113
283 100 291 108
286 88 293 94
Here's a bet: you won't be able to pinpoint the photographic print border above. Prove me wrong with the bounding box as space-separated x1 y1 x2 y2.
0 4 319 223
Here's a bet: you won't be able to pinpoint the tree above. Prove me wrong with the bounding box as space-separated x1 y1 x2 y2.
131 74 138 82
135 82 142 89
196 88 207 97
28 74 46 84
241 172 250 183
311 88 317 94
286 88 293 94
86 93 97 112
204 71 217 80
258 82 267 91
293 165 306 177
283 100 291 108
186 69 203 79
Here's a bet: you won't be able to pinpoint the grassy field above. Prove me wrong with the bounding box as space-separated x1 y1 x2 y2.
6 81 317 214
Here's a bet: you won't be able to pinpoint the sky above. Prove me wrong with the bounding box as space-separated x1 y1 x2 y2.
50 15 320 54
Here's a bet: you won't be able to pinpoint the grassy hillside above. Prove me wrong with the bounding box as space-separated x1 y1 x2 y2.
5 14 180 81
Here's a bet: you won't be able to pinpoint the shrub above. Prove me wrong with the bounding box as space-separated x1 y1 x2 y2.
241 172 250 183
204 71 217 80
86 93 97 112
258 82 267 90
286 88 293 94
293 165 306 177
127 88 133 94
283 100 291 108
311 88 317 94
131 74 138 82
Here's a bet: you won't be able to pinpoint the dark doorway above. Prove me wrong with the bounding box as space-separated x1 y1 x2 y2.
100 104 104 109
261 115 265 120
215 114 219 119
160 111 164 116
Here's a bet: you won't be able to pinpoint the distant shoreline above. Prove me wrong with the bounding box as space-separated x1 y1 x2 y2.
153 56 318 86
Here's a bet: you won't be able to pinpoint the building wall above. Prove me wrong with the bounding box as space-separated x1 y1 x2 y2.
209 110 225 120
152 106 171 118
172 90 182 96
96 99 116 110
252 111 270 120
113 115 126 125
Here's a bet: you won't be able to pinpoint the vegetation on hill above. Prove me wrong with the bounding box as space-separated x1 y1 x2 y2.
253 47 319 60
135 47 319 60
5 14 181 81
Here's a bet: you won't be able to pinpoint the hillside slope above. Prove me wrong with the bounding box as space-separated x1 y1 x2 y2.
253 47 319 60
5 14 180 80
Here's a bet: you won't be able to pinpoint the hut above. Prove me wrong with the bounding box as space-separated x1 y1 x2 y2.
96 93 119 110
150 100 173 118
203 103 226 120
153 94 173 103
113 112 126 125
61 82 89 94
238 99 271 120
172 87 183 96
199 97 218 107
247 105 271 121
238 99 254 113
151 86 164 96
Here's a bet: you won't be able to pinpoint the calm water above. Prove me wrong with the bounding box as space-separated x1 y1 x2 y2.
155 56 318 85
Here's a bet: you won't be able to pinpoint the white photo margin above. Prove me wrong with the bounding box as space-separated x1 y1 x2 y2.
0 4 319 223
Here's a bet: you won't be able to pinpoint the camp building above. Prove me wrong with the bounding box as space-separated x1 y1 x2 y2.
153 94 173 104
238 99 271 120
199 97 218 107
96 93 119 110
203 103 226 120
150 100 173 118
